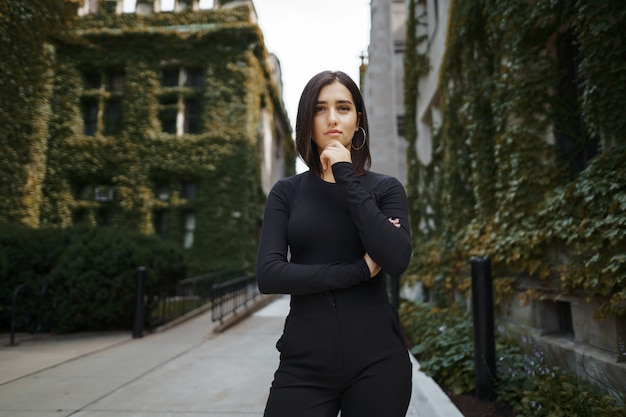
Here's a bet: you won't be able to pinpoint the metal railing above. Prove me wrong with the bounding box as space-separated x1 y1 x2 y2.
210 274 260 324
144 268 246 329
8 283 55 346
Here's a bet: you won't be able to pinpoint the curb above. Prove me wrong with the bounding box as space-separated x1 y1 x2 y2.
406 353 464 417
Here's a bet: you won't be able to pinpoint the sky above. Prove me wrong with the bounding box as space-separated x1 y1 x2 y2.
250 0 371 127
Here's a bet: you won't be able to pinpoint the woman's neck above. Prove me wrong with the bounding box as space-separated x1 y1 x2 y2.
321 170 335 183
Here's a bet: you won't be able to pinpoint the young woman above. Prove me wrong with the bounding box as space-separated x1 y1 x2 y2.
256 70 412 417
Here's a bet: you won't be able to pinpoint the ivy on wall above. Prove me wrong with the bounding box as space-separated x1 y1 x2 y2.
0 0 295 275
404 0 626 314
0 0 76 227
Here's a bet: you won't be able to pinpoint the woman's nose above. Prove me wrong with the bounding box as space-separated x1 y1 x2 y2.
328 109 338 125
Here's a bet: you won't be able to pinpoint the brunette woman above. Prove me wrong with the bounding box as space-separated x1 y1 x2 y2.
257 70 412 417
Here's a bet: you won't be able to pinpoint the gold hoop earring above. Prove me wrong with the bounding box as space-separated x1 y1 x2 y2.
351 127 367 150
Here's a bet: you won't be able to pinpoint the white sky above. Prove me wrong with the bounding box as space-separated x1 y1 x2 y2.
251 0 371 127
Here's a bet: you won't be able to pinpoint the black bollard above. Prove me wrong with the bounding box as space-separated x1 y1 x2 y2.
133 266 146 339
471 257 496 401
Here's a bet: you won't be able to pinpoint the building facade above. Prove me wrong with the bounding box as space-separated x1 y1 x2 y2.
404 0 625 395
0 0 294 273
362 0 408 186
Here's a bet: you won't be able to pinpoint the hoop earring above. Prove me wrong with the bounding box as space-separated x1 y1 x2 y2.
351 127 367 150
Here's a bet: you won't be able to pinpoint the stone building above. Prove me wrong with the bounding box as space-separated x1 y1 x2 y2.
0 0 294 273
362 0 408 186
403 0 625 396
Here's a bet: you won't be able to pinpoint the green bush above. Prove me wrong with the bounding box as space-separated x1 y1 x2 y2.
400 301 475 394
399 300 625 415
0 224 187 332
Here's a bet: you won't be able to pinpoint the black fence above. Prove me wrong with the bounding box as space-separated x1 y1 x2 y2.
144 268 246 329
210 274 260 324
7 267 257 344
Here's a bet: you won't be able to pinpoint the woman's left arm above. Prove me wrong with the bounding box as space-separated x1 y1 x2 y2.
332 162 412 276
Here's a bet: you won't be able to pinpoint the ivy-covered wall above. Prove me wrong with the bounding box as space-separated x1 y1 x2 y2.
0 0 75 228
404 0 625 315
0 0 294 275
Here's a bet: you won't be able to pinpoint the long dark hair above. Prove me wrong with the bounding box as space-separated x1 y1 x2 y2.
295 70 371 176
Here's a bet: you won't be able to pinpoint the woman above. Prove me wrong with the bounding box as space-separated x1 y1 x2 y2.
256 70 412 417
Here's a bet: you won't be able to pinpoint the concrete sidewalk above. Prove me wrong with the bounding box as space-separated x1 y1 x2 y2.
0 296 462 417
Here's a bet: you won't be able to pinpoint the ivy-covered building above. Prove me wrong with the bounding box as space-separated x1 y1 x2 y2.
0 0 295 274
401 0 625 394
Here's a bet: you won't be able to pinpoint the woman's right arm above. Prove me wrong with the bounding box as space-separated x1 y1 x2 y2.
256 181 372 295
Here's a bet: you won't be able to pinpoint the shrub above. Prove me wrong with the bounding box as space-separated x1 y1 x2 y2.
399 299 625 415
0 224 187 332
400 300 475 394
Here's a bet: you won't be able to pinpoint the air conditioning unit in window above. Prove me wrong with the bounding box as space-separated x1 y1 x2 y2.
94 186 114 202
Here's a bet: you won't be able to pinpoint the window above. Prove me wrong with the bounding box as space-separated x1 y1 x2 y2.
78 0 98 16
394 41 406 54
154 210 169 237
70 181 114 227
103 99 122 135
81 99 99 136
155 183 171 201
158 66 204 136
151 177 198 245
157 0 197 12
76 184 93 200
199 0 214 8
159 96 178 134
82 69 101 90
185 67 204 87
556 301 574 335
396 114 405 137
160 0 175 12
94 186 114 202
161 68 180 87
183 212 196 249
123 0 137 13
108 70 126 92
184 98 201 134
80 68 126 136
181 181 197 199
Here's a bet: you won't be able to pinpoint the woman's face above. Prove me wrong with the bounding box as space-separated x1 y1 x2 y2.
312 81 361 152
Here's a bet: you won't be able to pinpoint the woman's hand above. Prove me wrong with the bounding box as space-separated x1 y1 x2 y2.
388 217 401 228
363 220 399 278
320 140 351 172
364 252 381 278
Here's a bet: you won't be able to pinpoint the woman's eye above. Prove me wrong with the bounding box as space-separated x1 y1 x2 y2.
339 106 350 112
315 106 325 113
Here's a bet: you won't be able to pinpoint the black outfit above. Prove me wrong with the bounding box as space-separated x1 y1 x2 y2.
257 162 413 417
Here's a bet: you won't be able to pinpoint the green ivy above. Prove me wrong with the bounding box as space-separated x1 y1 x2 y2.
0 0 76 227
403 0 626 314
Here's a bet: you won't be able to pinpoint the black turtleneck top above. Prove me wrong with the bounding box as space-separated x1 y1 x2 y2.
257 162 412 295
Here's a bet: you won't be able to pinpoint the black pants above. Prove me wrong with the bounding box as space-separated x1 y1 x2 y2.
264 282 412 417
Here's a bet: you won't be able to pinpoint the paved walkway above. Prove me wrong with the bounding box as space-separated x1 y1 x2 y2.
0 296 462 417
